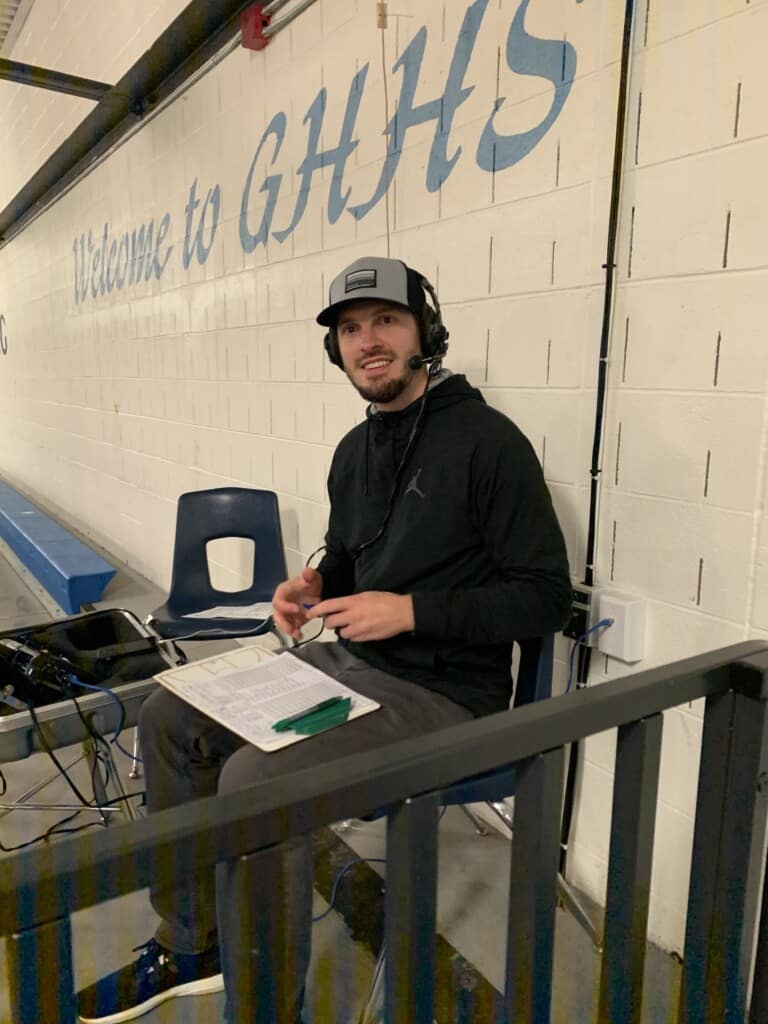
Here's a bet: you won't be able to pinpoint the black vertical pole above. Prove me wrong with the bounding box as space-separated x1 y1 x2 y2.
561 0 638 888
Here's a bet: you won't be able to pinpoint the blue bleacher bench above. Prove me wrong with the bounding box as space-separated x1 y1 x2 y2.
0 480 116 614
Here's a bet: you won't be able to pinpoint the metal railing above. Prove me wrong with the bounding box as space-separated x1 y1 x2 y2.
2 641 768 1023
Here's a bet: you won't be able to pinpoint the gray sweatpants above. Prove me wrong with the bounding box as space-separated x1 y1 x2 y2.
138 642 473 1022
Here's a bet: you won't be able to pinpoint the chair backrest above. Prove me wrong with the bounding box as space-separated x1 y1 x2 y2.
439 634 556 806
166 488 287 613
512 633 554 709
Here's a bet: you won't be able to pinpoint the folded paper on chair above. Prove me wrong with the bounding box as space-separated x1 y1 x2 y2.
183 602 275 620
153 648 379 751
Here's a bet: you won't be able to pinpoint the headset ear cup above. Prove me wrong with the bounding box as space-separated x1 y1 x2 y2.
418 309 448 358
324 330 342 369
417 274 448 358
431 320 448 351
425 311 448 357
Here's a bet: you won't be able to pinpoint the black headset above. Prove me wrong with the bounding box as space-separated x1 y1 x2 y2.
323 269 449 370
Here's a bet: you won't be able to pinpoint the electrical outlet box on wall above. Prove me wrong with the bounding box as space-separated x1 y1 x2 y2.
563 582 601 644
597 592 646 663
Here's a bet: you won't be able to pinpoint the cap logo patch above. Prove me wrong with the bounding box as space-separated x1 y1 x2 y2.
345 269 377 293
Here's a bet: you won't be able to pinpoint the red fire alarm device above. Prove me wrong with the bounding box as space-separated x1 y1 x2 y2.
241 4 270 50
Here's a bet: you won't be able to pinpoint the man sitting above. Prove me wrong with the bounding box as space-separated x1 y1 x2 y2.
77 255 571 1023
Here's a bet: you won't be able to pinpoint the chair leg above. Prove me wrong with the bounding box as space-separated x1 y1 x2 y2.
0 754 84 820
557 873 603 952
458 803 490 836
128 726 141 779
358 947 386 1024
487 800 514 832
478 801 602 950
357 948 437 1024
83 737 141 823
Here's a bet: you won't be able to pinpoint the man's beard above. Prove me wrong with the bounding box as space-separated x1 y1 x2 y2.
349 365 415 404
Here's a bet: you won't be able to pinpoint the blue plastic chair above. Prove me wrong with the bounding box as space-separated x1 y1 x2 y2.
440 633 553 811
149 487 287 642
345 634 553 827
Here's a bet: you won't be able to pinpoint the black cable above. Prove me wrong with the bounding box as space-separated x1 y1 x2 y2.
0 652 145 850
289 386 432 646
313 857 387 923
0 809 104 853
304 545 327 569
42 671 114 814
561 0 637 882
61 674 138 762
352 383 431 560
0 789 148 853
583 0 636 593
288 621 326 649
18 657 116 813
23 698 93 808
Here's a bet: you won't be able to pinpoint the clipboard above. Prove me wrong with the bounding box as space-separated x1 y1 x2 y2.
154 647 379 752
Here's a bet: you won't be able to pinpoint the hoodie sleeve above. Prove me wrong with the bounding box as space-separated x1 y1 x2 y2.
411 423 572 644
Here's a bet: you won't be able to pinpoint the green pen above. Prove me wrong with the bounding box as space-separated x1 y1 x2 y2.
292 699 351 735
272 696 348 732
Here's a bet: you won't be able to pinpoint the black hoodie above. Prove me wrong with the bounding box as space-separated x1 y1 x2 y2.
317 374 571 716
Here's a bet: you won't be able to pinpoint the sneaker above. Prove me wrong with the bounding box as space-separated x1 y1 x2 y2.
77 938 223 1023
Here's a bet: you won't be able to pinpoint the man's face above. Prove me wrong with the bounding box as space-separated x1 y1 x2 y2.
336 300 426 411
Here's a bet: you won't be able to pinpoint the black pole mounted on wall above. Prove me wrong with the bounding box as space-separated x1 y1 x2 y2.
583 0 638 596
559 0 638 879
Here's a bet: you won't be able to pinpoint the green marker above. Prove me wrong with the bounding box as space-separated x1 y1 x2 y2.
272 696 349 732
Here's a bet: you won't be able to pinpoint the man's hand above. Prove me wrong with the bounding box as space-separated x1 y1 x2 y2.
306 592 414 642
272 568 323 640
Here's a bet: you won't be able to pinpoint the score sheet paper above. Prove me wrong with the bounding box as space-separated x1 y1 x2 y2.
154 646 379 751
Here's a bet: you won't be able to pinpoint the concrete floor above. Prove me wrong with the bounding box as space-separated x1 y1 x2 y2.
0 550 680 1023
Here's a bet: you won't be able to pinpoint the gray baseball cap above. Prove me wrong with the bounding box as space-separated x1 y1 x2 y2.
317 256 427 327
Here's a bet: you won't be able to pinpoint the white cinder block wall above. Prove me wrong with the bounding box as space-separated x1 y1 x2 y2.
0 0 767 954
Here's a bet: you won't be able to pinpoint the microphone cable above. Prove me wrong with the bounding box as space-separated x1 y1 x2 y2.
352 383 431 560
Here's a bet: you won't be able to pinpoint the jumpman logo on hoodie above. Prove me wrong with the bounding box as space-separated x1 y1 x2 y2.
405 468 426 499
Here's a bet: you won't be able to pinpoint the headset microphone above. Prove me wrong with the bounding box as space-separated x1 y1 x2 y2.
407 354 432 370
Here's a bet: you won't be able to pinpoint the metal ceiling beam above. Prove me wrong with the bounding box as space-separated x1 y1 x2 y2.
0 57 112 100
0 0 261 245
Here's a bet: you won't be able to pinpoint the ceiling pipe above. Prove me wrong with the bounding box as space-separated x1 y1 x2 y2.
0 0 260 246
263 0 318 38
0 57 112 101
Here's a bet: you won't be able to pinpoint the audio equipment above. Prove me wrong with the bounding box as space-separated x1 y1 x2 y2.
0 638 40 678
0 637 84 699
